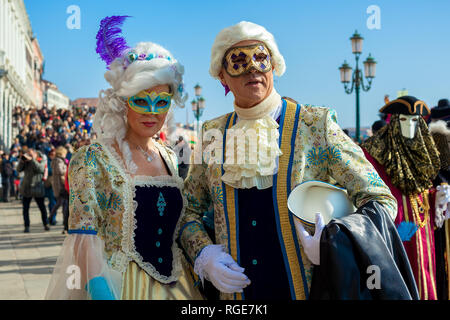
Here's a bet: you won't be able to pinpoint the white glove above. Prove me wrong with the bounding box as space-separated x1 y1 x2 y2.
435 184 450 228
194 244 251 293
294 213 325 265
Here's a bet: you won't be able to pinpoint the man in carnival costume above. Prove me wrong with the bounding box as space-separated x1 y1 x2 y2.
362 96 450 300
178 21 413 300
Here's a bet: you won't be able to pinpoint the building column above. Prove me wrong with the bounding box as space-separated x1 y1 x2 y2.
6 89 13 151
4 90 9 150
3 85 9 151
9 92 16 150
0 80 4 150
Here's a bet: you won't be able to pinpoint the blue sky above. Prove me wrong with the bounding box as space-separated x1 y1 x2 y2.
24 0 450 129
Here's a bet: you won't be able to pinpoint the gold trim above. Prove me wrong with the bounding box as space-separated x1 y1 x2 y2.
379 98 430 115
413 101 431 115
413 204 428 300
412 205 422 297
222 102 307 300
223 112 242 300
409 191 430 229
424 214 437 299
276 100 306 299
445 220 450 299
402 195 410 222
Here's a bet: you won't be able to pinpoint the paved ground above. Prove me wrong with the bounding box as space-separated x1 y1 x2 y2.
0 199 65 299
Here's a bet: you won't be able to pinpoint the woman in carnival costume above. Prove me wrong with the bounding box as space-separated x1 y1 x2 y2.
45 16 203 300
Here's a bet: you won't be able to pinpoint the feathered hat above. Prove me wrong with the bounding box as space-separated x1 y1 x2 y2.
95 16 187 106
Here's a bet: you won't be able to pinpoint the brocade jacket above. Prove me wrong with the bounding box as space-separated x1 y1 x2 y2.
179 98 398 300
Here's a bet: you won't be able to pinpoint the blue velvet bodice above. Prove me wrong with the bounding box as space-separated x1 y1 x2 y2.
133 183 183 279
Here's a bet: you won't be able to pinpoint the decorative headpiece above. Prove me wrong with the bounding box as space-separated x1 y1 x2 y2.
95 16 173 70
95 15 187 104
95 15 131 67
209 21 286 79
93 15 187 151
379 96 430 116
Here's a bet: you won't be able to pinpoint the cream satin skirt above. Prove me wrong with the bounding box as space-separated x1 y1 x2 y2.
121 258 204 300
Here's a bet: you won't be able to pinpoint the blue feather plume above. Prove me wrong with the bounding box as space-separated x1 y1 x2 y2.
396 221 418 242
95 15 131 66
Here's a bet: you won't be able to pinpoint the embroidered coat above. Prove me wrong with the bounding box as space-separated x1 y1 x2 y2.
179 99 398 300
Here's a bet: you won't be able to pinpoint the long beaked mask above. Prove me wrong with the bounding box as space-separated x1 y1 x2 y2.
222 43 272 77
399 115 420 139
127 90 173 115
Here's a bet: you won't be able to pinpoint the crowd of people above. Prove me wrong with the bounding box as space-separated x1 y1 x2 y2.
0 104 97 233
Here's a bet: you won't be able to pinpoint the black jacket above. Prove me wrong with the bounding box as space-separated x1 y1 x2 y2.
1 160 13 180
309 201 419 300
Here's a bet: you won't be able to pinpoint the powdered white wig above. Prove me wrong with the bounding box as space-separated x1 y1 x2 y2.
93 42 187 142
209 21 286 79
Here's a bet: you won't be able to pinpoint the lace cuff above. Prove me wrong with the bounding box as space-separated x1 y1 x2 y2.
193 244 226 285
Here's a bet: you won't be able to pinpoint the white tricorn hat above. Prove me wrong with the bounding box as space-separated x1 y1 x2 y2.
209 21 286 79
287 181 355 226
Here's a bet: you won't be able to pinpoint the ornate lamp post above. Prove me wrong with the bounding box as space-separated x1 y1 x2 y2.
339 30 377 143
191 84 205 135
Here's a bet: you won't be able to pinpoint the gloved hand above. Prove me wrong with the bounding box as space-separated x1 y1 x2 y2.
435 184 450 228
194 244 251 293
85 276 116 300
294 213 325 265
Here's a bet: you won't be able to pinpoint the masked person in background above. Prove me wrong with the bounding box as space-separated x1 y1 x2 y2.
362 96 449 300
178 21 402 300
45 16 203 300
427 99 450 300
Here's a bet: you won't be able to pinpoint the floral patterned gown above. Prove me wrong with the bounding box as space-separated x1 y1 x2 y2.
45 140 203 300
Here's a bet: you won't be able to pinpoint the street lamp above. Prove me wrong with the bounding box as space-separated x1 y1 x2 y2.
191 84 205 135
363 54 377 79
339 30 377 143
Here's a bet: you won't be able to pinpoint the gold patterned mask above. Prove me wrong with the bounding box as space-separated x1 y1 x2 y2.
222 43 272 77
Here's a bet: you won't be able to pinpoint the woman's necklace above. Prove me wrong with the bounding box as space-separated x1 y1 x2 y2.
136 144 155 162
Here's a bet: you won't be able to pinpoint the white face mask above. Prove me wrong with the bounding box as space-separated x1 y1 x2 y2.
399 115 420 139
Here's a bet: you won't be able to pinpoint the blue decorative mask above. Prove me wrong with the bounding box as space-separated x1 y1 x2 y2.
127 90 173 115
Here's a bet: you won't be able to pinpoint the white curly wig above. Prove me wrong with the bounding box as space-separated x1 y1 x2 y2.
209 21 286 79
93 42 187 142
